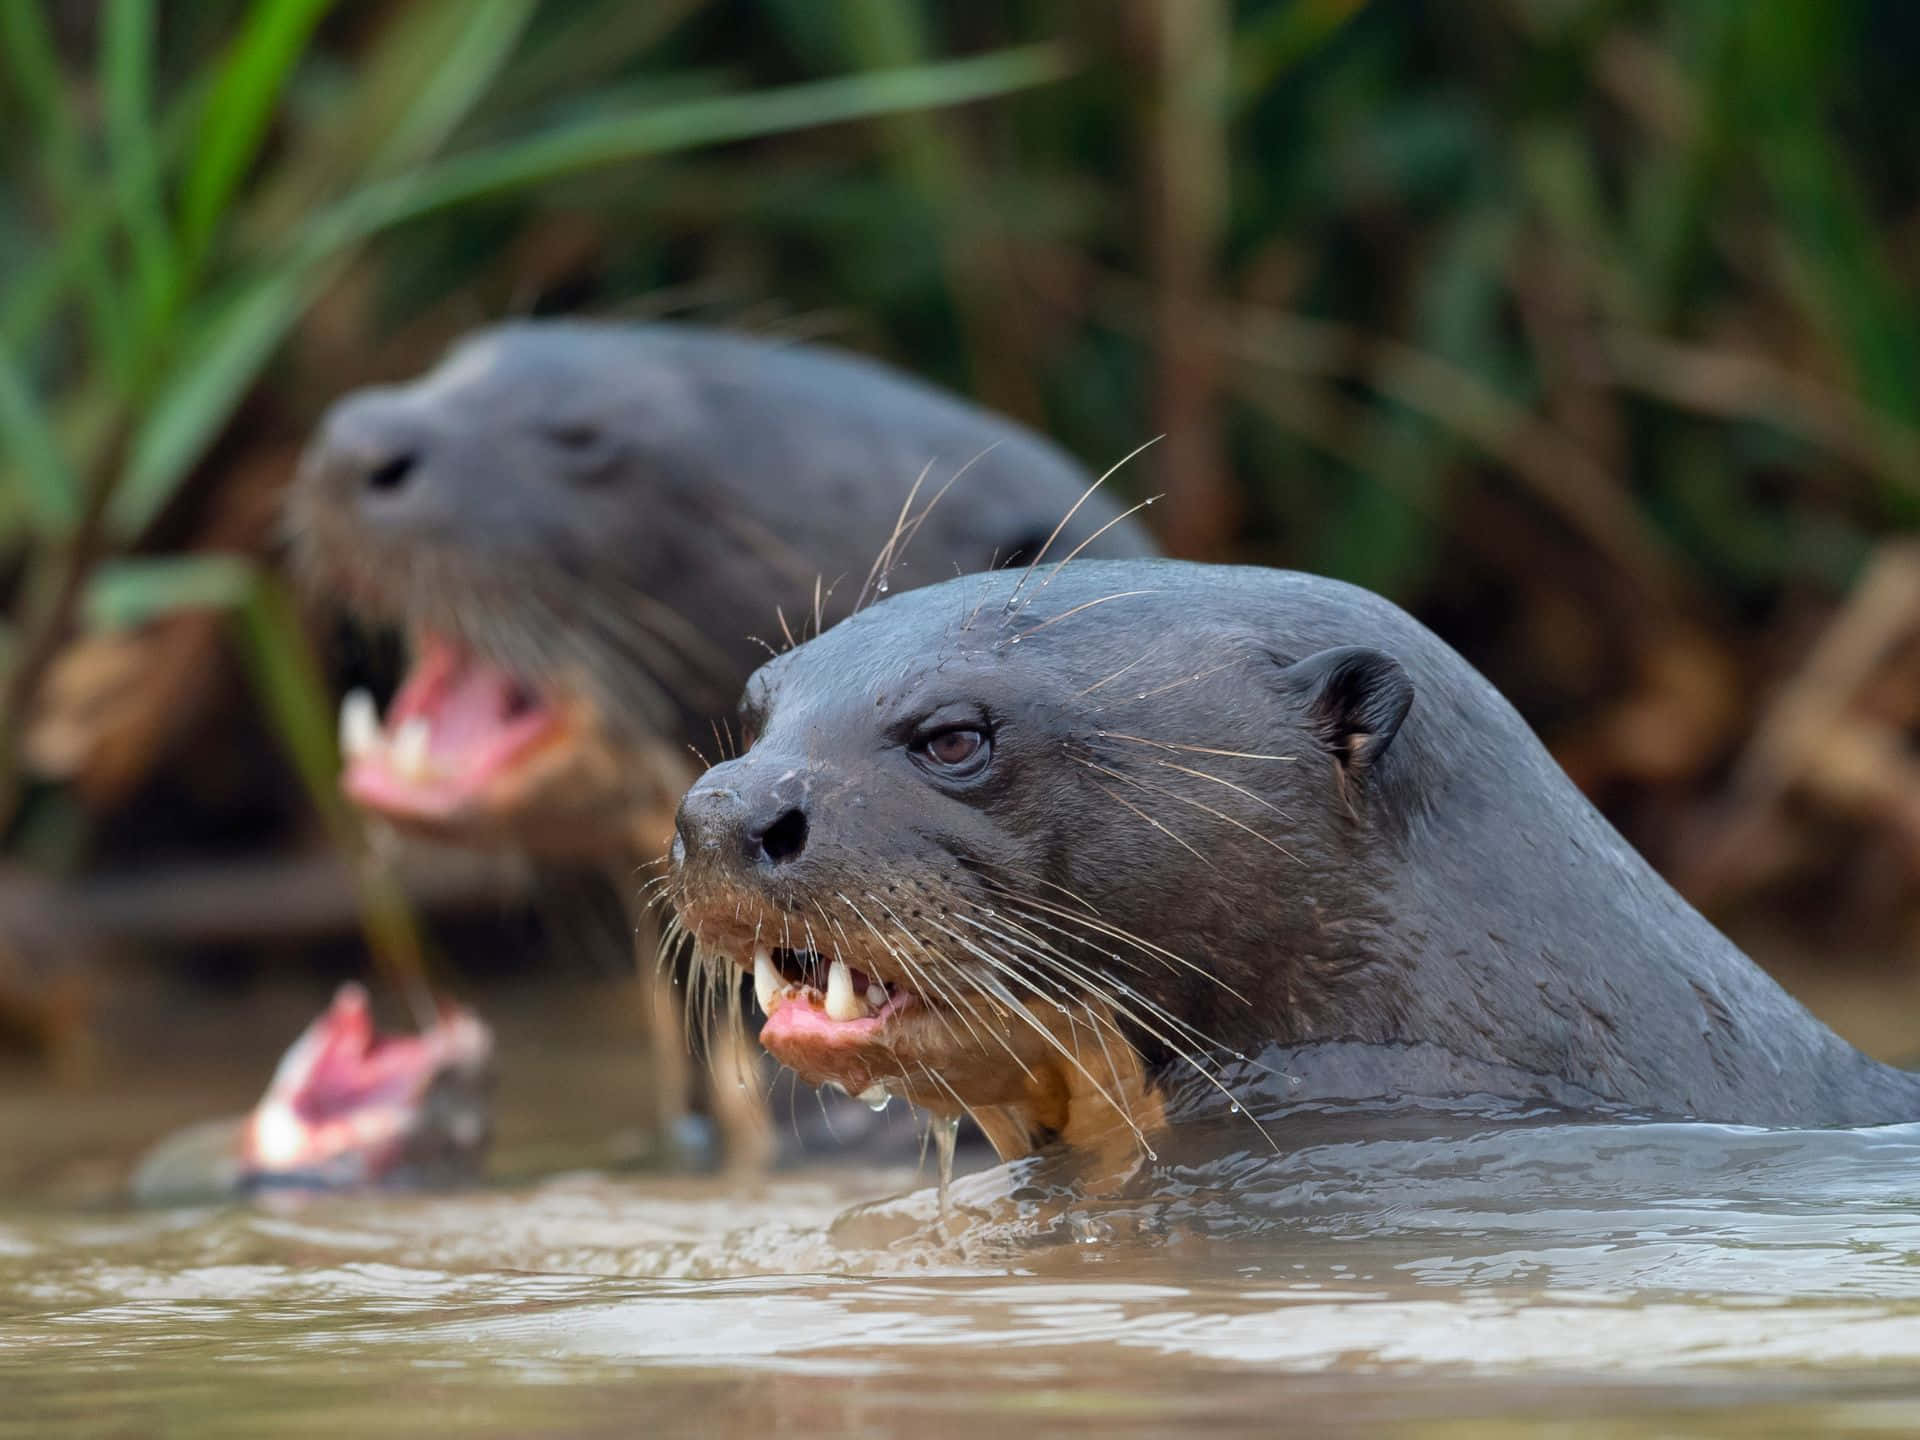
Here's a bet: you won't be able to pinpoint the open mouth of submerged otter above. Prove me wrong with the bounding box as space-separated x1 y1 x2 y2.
681 896 1166 1152
749 944 922 1098
338 633 573 823
244 983 493 1180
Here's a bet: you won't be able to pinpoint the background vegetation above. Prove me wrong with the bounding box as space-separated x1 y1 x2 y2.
3 0 1917 1068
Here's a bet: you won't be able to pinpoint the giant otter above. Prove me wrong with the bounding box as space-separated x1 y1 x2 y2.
287 321 1157 1161
669 558 1920 1161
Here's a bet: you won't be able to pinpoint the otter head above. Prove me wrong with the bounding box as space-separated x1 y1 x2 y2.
287 323 749 857
668 559 1421 1160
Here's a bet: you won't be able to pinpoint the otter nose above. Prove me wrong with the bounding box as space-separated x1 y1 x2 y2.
675 780 809 868
307 391 430 505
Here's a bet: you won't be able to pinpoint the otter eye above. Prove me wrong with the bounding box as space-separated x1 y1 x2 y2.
915 726 989 777
543 421 601 450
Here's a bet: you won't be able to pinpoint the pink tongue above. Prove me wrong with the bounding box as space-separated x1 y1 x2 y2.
759 993 888 1049
345 635 560 818
272 985 455 1119
420 660 526 759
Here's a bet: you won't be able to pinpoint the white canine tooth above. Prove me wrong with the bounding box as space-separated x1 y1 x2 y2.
866 983 888 1008
753 947 779 1014
339 689 380 759
824 957 866 1022
393 716 431 781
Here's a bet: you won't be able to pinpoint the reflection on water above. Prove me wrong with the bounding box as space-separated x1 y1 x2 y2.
7 991 1920 1435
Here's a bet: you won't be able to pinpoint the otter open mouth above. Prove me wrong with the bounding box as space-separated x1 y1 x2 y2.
747 944 923 1099
339 633 569 822
244 983 493 1181
684 909 1163 1156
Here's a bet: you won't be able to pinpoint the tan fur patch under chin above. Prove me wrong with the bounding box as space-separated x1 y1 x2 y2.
922 1002 1168 1170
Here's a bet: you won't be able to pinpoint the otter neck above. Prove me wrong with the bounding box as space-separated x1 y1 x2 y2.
1343 767 1920 1127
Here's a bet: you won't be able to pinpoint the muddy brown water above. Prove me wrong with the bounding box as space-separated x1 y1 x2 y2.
6 980 1920 1437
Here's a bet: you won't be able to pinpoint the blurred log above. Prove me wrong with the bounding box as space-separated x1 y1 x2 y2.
0 843 528 955
0 841 531 1067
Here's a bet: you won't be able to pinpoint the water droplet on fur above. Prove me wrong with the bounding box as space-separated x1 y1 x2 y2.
877 577 890 593
1228 1102 1241 1114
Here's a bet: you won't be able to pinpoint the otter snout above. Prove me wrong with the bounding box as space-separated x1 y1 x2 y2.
298 387 487 543
305 389 430 500
675 764 811 870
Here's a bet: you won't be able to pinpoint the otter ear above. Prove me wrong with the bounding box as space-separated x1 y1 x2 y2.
1278 646 1413 772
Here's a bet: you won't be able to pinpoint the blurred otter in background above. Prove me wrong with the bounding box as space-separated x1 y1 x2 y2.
283 319 1158 1171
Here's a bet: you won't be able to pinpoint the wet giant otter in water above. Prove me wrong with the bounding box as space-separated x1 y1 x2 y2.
669 559 1920 1160
287 320 1156 1163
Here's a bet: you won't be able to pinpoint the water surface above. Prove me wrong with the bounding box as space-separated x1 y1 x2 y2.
6 984 1920 1436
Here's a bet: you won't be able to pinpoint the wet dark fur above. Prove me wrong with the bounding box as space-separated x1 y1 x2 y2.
673 558 1920 1133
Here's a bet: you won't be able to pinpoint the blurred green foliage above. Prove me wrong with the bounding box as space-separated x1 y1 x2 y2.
0 0 1068 980
2 0 1917 956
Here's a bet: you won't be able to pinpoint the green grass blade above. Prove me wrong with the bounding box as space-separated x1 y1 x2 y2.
232 574 431 990
83 553 258 630
2 69 209 354
311 45 1072 251
111 266 307 538
177 0 335 276
2 0 138 387
234 0 541 256
366 0 539 175
0 342 79 535
1 190 113 348
490 0 707 112
102 0 175 350
0 1 83 186
108 46 1072 542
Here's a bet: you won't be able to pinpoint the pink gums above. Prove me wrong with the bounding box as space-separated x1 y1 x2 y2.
241 983 491 1176
757 989 916 1083
343 635 559 820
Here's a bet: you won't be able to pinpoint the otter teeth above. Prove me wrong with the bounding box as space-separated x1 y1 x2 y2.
339 689 380 760
824 958 868 1022
866 983 888 1009
753 947 779 1014
392 716 432 781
